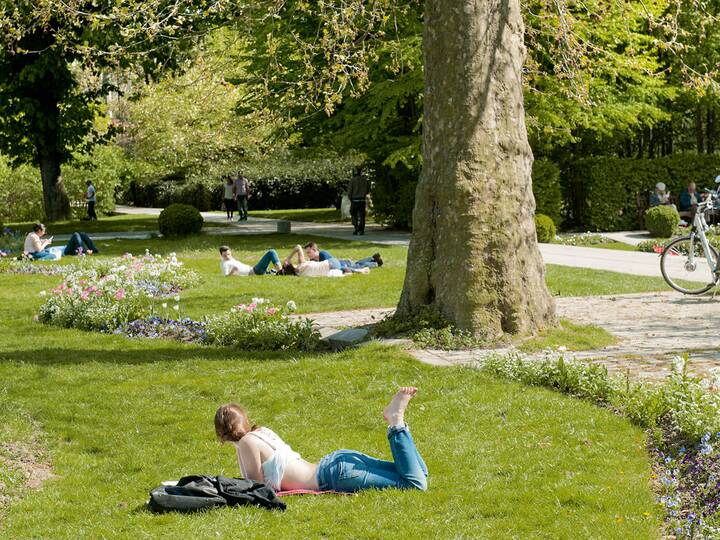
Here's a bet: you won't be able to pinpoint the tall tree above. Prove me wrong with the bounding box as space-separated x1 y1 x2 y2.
0 0 235 220
395 0 555 337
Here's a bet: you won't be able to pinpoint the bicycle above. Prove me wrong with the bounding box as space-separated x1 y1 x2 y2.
660 190 720 295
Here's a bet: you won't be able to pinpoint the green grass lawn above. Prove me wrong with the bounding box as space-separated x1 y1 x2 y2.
7 213 227 235
248 207 351 223
0 295 661 539
0 233 668 537
519 319 617 353
60 234 682 315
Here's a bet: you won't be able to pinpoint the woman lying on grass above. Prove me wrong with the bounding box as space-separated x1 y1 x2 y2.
214 387 428 493
280 244 369 277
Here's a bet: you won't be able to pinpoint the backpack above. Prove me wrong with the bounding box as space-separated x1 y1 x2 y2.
148 475 286 513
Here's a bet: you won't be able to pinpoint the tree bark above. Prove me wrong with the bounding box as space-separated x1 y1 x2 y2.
396 0 555 339
38 151 71 222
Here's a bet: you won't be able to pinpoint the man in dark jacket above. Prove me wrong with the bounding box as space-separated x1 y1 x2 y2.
348 167 369 235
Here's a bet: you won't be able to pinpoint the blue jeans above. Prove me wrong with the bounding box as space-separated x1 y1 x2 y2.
29 249 56 260
327 257 342 270
64 232 99 256
316 425 428 492
252 249 280 275
339 257 378 271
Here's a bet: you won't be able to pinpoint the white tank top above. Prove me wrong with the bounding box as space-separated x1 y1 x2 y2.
242 427 301 491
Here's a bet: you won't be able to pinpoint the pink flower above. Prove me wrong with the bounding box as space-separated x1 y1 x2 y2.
114 289 126 300
80 292 90 301
248 302 257 310
266 307 277 316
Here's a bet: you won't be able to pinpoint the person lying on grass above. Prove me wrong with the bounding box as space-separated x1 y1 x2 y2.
23 223 99 260
214 387 428 493
280 244 369 277
219 245 282 276
303 241 383 272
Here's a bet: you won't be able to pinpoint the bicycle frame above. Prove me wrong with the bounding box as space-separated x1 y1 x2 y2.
688 199 717 274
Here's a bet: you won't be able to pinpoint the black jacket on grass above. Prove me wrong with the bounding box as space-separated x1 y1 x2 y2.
148 475 286 513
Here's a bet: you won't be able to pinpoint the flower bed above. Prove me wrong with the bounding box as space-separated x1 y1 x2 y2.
38 252 198 331
204 298 321 351
480 353 720 538
116 316 207 343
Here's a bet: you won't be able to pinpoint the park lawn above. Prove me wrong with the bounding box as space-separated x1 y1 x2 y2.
248 207 350 223
10 233 686 318
0 273 662 538
6 214 228 235
519 319 617 353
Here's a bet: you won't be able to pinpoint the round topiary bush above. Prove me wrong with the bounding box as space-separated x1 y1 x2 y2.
535 213 556 243
158 203 204 237
644 205 679 238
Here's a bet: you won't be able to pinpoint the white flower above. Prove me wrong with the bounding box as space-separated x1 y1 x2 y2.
39 290 47 296
672 356 686 375
286 300 297 311
252 297 268 305
174 295 180 302
557 345 567 352
173 305 179 311
162 303 168 309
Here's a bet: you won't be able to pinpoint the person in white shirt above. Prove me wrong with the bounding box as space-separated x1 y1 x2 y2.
280 244 361 277
23 223 55 260
219 246 282 276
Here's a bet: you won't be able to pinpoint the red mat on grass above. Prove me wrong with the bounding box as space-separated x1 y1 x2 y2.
276 489 351 497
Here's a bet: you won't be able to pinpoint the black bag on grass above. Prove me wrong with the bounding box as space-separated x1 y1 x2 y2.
148 475 286 513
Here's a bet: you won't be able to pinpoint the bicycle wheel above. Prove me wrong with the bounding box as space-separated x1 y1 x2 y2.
660 235 718 294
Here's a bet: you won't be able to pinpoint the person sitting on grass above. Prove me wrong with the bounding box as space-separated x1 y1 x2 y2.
303 241 383 271
281 244 368 277
219 245 282 276
214 386 428 493
23 224 99 260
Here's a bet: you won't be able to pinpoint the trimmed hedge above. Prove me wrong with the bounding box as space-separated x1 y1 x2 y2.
532 159 563 226
535 213 556 243
644 206 680 238
565 153 720 232
158 204 204 237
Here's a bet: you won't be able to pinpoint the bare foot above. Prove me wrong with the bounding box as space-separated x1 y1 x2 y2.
383 387 418 427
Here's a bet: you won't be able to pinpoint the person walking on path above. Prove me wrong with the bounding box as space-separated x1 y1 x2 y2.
223 176 236 220
348 166 369 235
86 180 98 221
234 172 251 222
214 386 428 493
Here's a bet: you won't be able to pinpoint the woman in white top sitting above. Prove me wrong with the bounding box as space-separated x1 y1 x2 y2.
214 387 428 493
24 223 55 260
219 245 282 276
281 244 367 277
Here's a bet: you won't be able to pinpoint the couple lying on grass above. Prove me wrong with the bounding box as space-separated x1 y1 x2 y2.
220 241 383 278
214 387 428 493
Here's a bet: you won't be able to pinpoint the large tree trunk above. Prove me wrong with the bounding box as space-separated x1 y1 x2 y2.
396 0 556 339
38 151 71 222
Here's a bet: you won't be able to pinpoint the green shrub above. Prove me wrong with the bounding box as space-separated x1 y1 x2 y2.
158 204 204 237
0 158 44 222
532 159 563 225
535 213 556 243
644 206 680 238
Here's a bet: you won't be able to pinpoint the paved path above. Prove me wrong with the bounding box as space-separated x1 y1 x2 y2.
306 291 720 380
112 206 674 277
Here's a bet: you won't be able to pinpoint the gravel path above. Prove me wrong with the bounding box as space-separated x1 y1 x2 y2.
306 291 720 380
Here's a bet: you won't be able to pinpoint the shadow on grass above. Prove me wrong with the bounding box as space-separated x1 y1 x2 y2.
0 345 327 367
